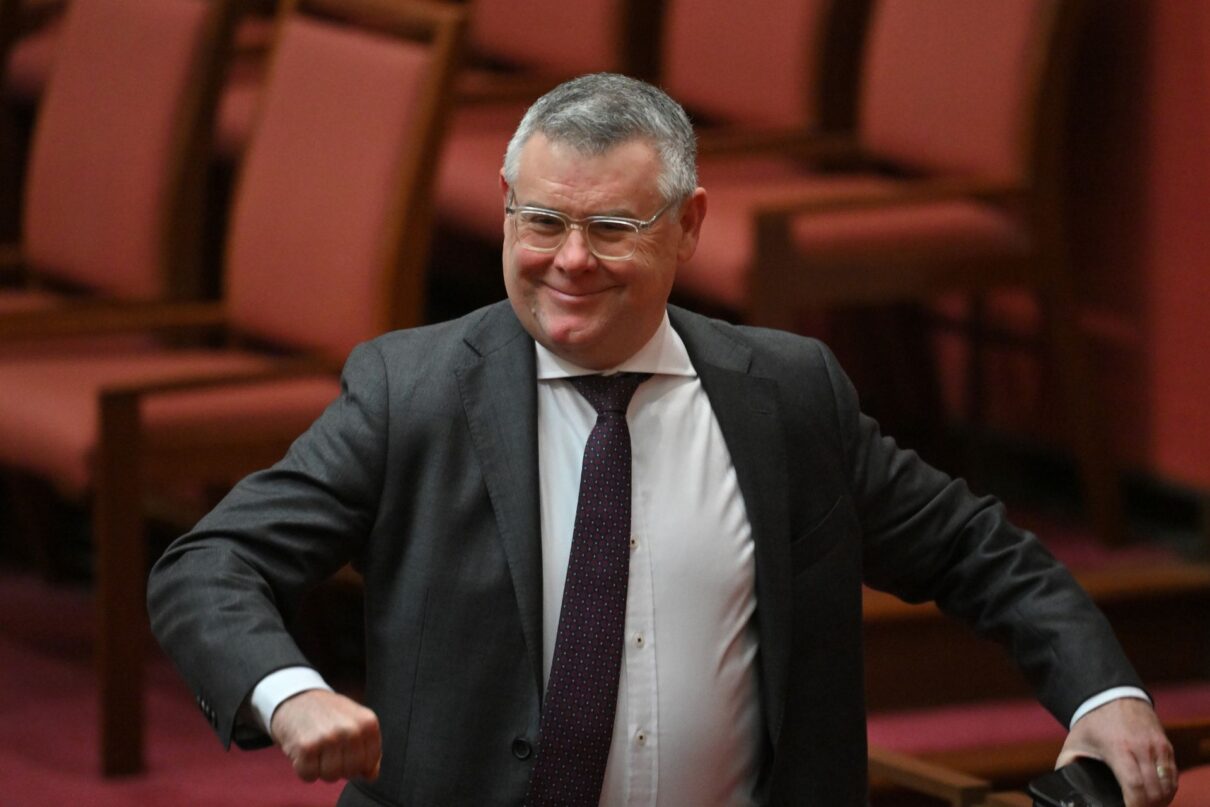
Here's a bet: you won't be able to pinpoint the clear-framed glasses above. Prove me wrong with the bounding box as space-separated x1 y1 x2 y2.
505 193 673 261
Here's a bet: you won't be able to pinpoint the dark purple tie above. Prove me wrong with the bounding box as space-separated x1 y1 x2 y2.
526 372 651 807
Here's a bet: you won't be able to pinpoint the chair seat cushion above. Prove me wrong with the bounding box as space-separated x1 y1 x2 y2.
0 348 339 494
679 158 1032 308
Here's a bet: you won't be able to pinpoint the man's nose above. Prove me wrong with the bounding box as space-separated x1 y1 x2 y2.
554 225 598 271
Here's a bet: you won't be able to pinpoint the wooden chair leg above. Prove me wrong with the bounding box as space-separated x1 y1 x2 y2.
94 390 146 776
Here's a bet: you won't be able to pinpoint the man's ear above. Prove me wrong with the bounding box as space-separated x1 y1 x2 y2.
500 172 511 205
676 187 708 264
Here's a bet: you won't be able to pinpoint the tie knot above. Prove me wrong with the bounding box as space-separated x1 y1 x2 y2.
569 372 651 414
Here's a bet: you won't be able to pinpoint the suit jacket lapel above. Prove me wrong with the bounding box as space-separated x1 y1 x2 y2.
455 303 545 697
669 307 793 753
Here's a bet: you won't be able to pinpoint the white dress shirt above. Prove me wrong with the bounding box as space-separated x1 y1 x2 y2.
535 313 761 806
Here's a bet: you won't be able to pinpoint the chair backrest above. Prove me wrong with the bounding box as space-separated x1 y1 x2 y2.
21 0 238 299
465 0 659 80
857 0 1085 184
224 0 465 362
660 0 868 132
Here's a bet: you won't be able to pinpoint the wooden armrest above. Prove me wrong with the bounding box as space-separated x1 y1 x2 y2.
869 745 991 807
0 299 227 341
99 355 342 402
753 176 1022 223
984 792 1034 807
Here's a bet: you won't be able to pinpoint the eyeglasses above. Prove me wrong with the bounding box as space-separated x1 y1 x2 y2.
505 193 674 261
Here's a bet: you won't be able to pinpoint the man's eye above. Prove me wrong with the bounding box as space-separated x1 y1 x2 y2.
521 212 565 231
590 221 636 240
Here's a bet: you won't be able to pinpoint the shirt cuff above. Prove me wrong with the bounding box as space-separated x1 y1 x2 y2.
1069 686 1151 729
248 666 333 734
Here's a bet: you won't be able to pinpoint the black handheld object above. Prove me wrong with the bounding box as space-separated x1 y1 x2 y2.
1028 757 1123 807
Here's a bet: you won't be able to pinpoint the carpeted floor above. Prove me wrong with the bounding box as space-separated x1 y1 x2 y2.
0 569 344 807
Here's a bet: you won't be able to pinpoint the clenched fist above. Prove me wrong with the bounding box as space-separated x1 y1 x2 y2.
270 689 382 783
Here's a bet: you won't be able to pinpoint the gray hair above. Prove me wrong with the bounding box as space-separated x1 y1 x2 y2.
502 73 698 204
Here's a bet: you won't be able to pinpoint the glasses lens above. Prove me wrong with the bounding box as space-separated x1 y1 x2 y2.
514 210 567 250
586 220 640 259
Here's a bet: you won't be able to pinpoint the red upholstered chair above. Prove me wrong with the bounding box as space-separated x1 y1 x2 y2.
661 0 868 141
0 0 239 316
0 0 466 775
676 0 1123 543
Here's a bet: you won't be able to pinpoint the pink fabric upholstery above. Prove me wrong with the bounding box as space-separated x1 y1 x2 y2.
21 0 212 299
226 16 430 360
467 0 624 76
661 0 832 128
1171 767 1210 806
0 349 338 494
680 162 1030 306
859 0 1045 179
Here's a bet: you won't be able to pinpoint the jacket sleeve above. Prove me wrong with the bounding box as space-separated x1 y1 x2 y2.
816 341 1142 725
147 340 390 748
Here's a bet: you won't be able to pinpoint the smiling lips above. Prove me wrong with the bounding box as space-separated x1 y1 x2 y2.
542 283 616 301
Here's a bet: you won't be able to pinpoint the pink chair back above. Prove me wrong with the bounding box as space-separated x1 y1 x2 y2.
467 0 649 78
225 0 464 362
21 0 235 299
661 0 852 130
858 0 1059 180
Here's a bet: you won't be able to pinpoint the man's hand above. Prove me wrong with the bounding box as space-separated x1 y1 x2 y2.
1056 698 1177 807
270 689 382 783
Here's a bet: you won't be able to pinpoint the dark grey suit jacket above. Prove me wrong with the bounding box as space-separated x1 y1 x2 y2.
148 301 1140 806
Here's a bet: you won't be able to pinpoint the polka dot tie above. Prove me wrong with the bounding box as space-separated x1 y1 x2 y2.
526 372 651 807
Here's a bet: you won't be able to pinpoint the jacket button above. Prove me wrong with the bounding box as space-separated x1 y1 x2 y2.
511 737 533 760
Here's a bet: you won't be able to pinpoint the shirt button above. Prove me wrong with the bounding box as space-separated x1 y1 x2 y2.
511 737 533 759
634 633 645 647
636 730 648 746
629 536 638 551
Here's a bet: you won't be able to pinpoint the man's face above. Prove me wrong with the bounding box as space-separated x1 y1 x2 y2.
501 134 706 369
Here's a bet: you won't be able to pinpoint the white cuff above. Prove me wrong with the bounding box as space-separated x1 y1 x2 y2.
1069 686 1151 729
248 666 333 733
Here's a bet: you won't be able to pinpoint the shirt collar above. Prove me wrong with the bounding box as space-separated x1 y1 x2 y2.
534 311 697 380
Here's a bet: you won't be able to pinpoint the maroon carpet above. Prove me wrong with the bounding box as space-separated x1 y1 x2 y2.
0 570 343 807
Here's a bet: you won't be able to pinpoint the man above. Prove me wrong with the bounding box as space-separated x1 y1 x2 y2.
149 74 1178 806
